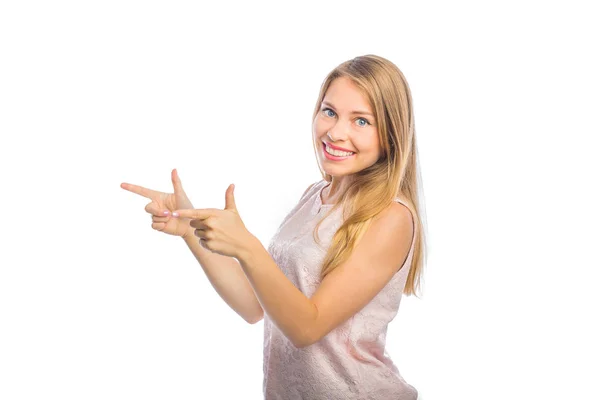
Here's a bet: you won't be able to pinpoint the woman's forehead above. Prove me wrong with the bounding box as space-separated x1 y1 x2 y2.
323 78 372 113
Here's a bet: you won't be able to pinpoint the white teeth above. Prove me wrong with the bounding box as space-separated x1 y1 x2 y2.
325 144 354 157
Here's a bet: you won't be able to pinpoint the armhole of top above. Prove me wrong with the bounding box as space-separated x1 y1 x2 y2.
393 198 417 267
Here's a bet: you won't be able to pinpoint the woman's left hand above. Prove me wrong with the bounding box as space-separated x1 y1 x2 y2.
172 184 255 259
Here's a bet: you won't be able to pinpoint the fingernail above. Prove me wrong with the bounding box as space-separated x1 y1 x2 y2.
163 210 170 215
172 212 179 217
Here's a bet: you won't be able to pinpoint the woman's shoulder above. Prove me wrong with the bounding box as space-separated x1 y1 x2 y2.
300 179 325 200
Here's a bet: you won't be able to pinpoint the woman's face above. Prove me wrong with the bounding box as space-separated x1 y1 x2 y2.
313 76 382 177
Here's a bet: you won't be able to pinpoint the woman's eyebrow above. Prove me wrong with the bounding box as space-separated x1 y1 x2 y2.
322 101 373 117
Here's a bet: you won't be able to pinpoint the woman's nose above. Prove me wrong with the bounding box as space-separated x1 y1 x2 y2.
327 127 349 142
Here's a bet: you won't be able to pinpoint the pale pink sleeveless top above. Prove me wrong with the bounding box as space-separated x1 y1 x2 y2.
263 179 418 400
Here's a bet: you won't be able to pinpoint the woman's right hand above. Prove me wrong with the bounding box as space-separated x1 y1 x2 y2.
120 168 195 238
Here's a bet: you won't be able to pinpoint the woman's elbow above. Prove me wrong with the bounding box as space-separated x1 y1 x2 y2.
247 310 264 325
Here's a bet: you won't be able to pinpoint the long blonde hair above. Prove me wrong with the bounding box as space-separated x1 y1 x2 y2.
311 54 427 297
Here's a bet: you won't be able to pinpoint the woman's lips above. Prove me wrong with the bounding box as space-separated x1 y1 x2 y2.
322 142 355 160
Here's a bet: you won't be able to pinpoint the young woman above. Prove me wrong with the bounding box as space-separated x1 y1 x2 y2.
121 54 425 400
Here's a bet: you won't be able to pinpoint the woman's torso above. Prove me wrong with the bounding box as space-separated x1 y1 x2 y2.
263 179 418 400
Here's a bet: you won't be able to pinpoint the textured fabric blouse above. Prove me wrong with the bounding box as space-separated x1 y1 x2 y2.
263 179 418 400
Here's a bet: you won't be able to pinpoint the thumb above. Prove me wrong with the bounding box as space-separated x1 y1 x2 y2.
171 168 187 196
224 183 237 211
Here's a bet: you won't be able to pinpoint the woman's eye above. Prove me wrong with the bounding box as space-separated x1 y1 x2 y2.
323 108 335 117
357 118 369 127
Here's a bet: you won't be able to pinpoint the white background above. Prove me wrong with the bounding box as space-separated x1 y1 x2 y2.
1 1 598 399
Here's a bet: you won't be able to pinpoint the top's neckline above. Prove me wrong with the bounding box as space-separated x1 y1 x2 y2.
316 179 408 209
318 180 335 208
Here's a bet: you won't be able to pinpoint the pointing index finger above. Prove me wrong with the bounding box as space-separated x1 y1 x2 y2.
120 182 161 199
172 209 212 219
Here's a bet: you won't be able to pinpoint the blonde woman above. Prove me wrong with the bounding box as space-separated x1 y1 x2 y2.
121 54 426 400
